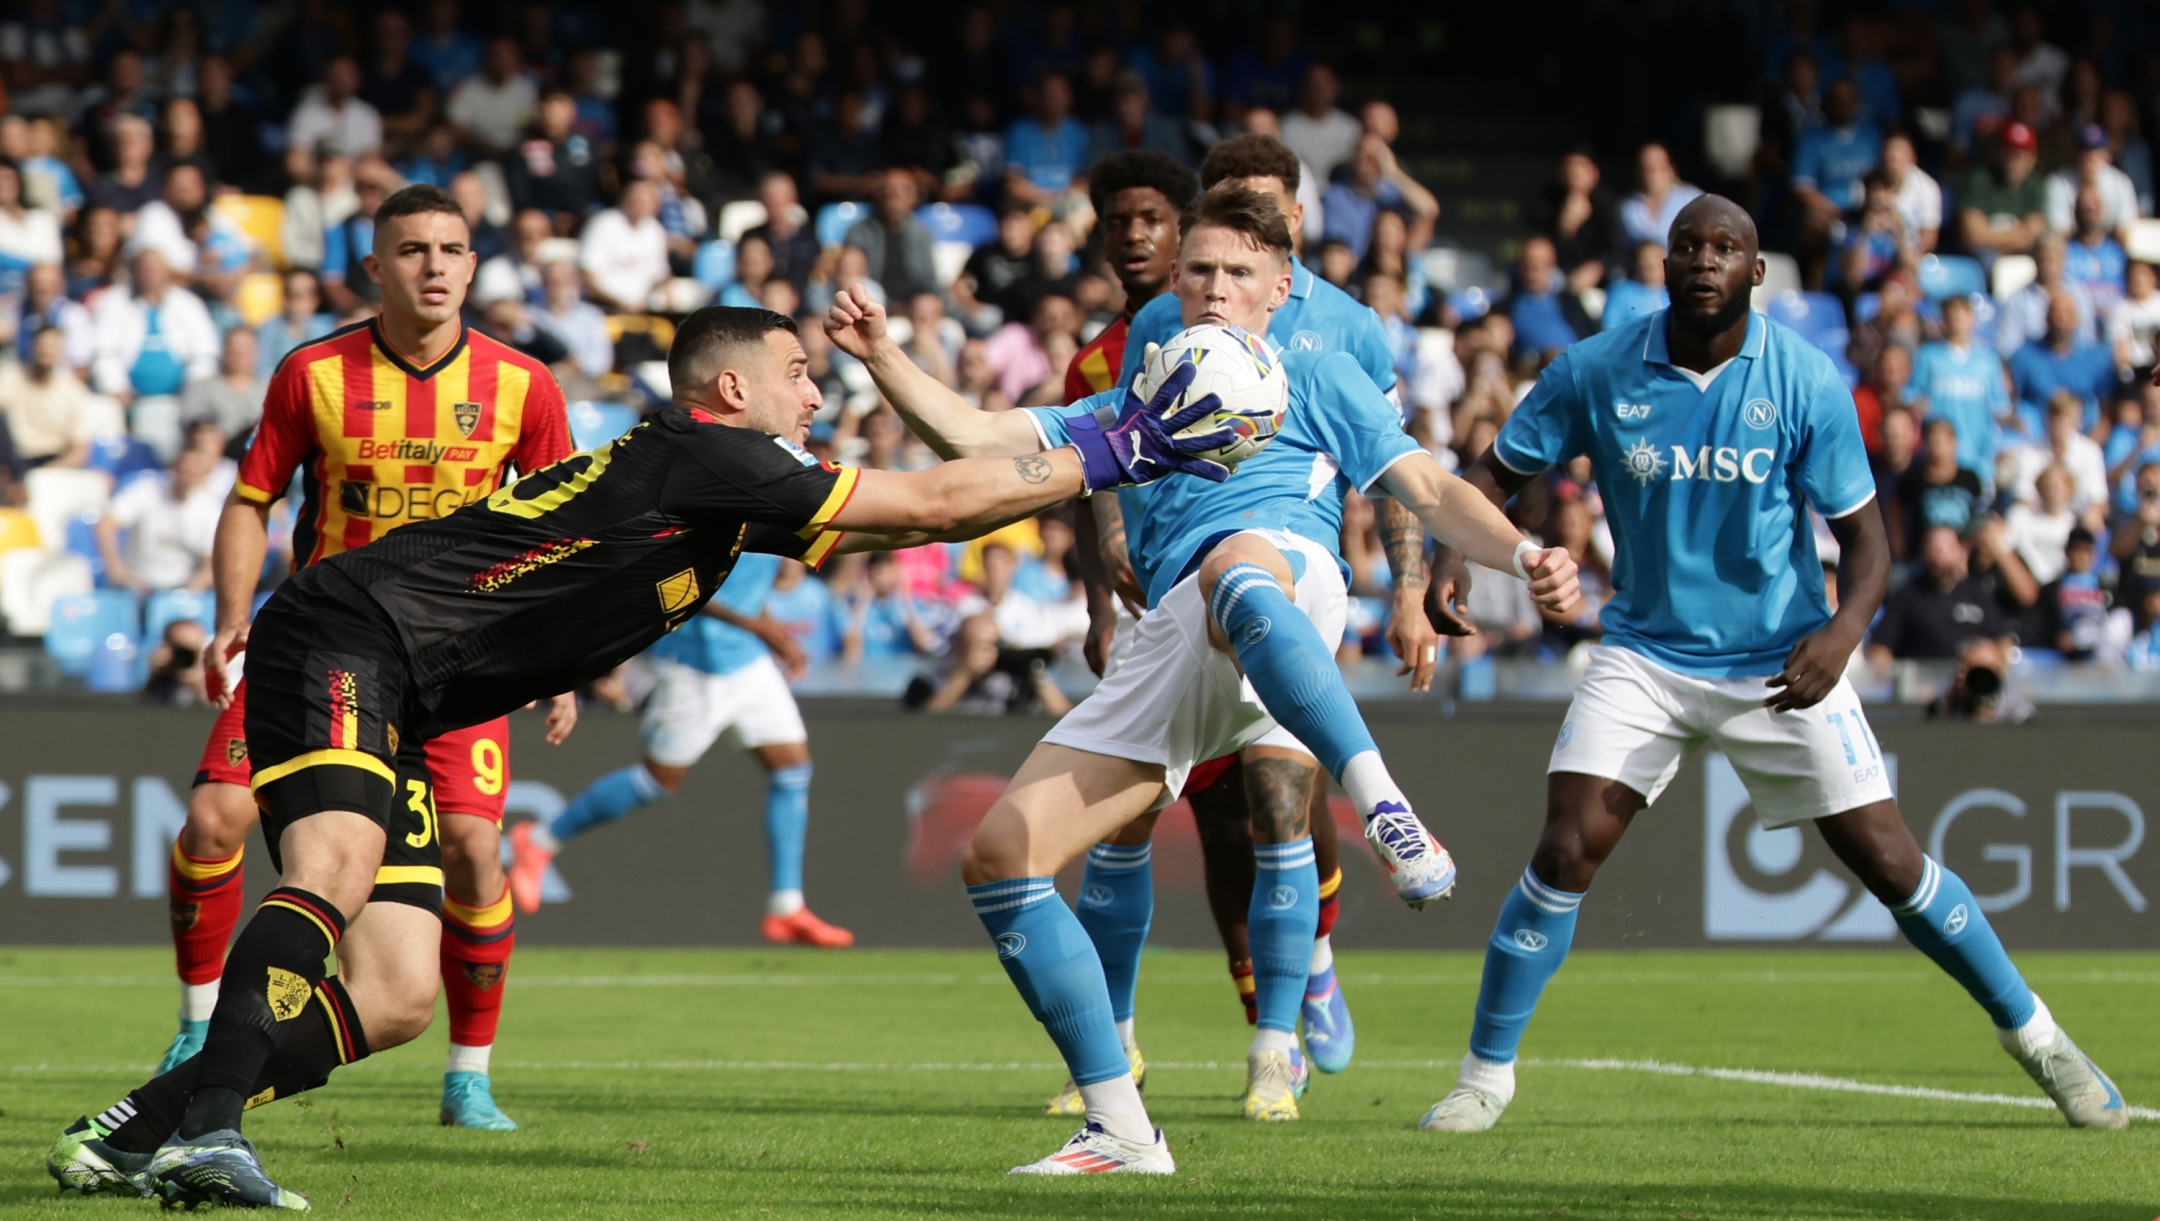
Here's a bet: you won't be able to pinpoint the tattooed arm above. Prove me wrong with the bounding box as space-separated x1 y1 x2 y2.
1377 496 1443 691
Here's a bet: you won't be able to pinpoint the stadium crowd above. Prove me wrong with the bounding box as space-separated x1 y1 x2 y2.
2 0 2158 710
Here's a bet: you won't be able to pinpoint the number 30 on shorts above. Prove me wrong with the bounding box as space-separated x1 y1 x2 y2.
470 737 504 796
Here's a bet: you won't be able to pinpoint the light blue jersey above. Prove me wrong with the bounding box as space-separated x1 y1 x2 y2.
1029 349 1421 605
1912 340 2009 474
1494 310 1876 678
645 550 782 675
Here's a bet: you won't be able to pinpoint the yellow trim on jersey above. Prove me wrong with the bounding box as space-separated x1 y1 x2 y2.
170 842 243 881
796 466 861 539
800 528 844 570
374 865 446 888
259 897 338 946
249 748 397 791
444 886 513 929
235 481 276 505
1318 866 1343 901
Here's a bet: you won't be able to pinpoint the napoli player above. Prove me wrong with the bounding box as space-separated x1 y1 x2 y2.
507 548 855 946
1419 196 2126 1134
829 184 1579 1171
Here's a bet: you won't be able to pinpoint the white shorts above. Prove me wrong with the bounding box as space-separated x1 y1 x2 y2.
1549 645 1894 828
1044 529 1344 806
640 655 807 767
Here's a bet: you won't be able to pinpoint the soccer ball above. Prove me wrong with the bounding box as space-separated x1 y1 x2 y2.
1134 324 1289 469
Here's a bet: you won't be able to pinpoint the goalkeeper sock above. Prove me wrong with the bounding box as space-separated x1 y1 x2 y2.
1208 563 1376 783
549 763 667 843
1467 865 1582 1066
1892 856 2037 1030
1074 842 1153 1025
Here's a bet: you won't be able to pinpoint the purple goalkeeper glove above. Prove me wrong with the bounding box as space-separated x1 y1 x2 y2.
1065 361 1237 491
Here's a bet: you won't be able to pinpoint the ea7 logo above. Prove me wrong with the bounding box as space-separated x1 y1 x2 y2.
1614 402 1653 422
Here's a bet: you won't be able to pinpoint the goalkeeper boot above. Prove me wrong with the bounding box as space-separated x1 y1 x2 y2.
1008 1123 1175 1175
762 907 855 947
506 822 553 915
440 1071 519 1130
1419 1085 1509 1133
157 1017 210 1075
48 1116 157 1197
1364 801 1456 908
150 1130 308 1210
2003 1016 2129 1129
1046 1047 1144 1115
1240 1047 1308 1122
1299 967 1356 1074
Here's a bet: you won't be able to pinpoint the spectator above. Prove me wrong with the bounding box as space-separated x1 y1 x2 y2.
1280 63 1360 183
806 91 886 204
1358 209 1428 319
2008 292 2114 435
1913 293 2011 477
1853 343 1916 456
1320 132 1439 261
288 55 383 158
1792 77 1882 247
625 139 709 268
195 57 263 193
321 157 401 313
746 172 820 294
0 159 60 296
471 266 568 365
719 232 774 309
1848 271 1937 376
1879 132 1940 254
533 257 611 380
21 116 81 218
580 178 670 312
2003 463 2080 585
85 115 161 216
2101 87 2153 216
1003 71 1088 209
954 202 1037 327
1602 241 1669 329
810 245 884 314
984 291 1078 403
2038 526 2109 659
0 324 100 466
2112 260 2160 378
1238 109 1326 250
1219 15 1310 119
637 98 723 221
1960 121 2047 260
899 291 963 386
1870 524 2015 661
0 0 92 119
178 327 263 440
505 89 602 223
95 419 232 594
1533 150 1622 295
846 550 944 659
2109 461 2160 612
1834 170 1915 292
1621 143 1702 251
975 540 1085 652
75 50 159 172
65 204 121 297
1508 236 1591 359
1086 70 1195 168
90 247 218 406
2006 391 2109 513
1941 8 2012 122
158 98 219 193
129 163 248 289
1008 220 1081 321
2046 124 2140 242
2103 391 2160 513
2063 184 2128 317
1897 417 1986 555
707 79 781 203
1826 15 1901 126
843 169 939 304
447 169 503 262
908 609 1071 715
1316 238 1357 290
142 617 208 706
15 261 90 370
1127 23 1213 126
1998 238 2095 356
362 10 438 155
1874 406 1920 559
408 0 484 96
1537 498 1608 651
254 268 333 379
447 36 537 158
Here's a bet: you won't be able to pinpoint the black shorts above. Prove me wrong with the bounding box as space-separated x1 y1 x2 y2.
244 571 442 916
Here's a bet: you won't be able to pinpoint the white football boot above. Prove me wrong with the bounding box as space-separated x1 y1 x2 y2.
1008 1123 1176 1175
1363 800 1457 908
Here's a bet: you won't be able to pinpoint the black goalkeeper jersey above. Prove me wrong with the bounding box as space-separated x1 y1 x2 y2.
302 405 857 735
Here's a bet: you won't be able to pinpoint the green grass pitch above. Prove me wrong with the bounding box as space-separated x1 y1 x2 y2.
2 946 2154 1219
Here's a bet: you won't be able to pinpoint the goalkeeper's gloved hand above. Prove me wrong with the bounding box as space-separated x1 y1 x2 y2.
1065 359 1236 490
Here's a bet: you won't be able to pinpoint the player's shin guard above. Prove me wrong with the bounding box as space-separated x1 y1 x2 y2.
1467 866 1583 1065
181 888 345 1137
1891 856 2036 1030
764 762 812 913
970 879 1128 1087
1075 843 1153 1026
1249 838 1319 1041
1208 565 1378 783
169 844 244 991
549 763 667 843
441 885 516 1064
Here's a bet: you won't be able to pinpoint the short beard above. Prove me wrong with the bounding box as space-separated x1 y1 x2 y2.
1671 289 1752 340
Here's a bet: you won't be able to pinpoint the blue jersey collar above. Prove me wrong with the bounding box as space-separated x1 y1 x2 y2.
1642 307 1768 368
1289 255 1315 300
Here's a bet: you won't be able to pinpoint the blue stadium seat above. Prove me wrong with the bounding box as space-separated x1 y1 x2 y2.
86 433 163 483
1852 293 1942 325
84 629 141 692
693 239 736 289
1449 286 1494 321
1917 254 1986 300
144 588 214 642
45 588 139 676
1966 292 1999 350
815 202 872 249
63 512 105 585
915 202 997 248
567 401 641 451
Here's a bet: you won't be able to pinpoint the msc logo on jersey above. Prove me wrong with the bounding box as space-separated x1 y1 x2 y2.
1512 929 1549 951
1614 402 1653 422
1742 398 1779 429
1287 330 1322 352
1622 439 1668 485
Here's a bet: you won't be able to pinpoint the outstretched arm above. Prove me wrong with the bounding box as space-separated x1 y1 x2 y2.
833 451 1087 536
1377 450 1578 615
1376 497 1441 691
826 286 1045 459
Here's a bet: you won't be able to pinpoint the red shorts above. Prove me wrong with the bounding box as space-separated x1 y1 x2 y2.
1186 754 1237 795
196 679 511 824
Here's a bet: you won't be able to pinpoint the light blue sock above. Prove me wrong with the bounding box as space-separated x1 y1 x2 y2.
969 878 1129 1086
763 763 813 895
1250 837 1319 1035
549 763 667 842
1209 563 1377 782
1892 856 2036 1030
1468 865 1583 1064
1075 843 1152 1024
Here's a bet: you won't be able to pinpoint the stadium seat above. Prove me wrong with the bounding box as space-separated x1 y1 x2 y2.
0 549 90 636
24 466 110 560
1992 254 2037 301
233 271 284 327
1916 254 1985 300
915 202 998 248
1421 246 1499 293
63 513 105 585
44 588 138 675
1448 286 1494 321
693 239 736 289
144 588 214 642
86 432 162 483
1753 252 1803 306
815 201 871 249
717 200 768 243
2128 218 2160 264
211 195 286 269
0 507 39 556
930 241 972 289
1702 104 1761 180
1966 291 2000 350
1761 290 1853 380
567 400 642 450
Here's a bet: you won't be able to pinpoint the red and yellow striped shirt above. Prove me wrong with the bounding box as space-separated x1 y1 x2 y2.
237 321 575 568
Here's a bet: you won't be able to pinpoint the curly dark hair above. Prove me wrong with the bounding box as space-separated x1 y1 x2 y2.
1086 149 1200 216
1199 134 1301 193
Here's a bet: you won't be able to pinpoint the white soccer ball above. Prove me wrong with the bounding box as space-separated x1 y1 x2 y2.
1134 324 1289 469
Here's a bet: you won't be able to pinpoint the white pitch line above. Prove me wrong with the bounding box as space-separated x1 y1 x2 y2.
2 969 2156 988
